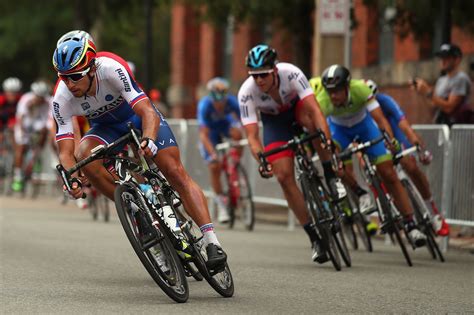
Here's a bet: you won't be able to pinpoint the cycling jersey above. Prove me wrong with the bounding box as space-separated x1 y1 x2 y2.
0 94 21 130
197 94 241 162
52 55 176 150
14 92 51 145
375 93 411 149
309 76 324 96
315 80 390 164
238 62 314 162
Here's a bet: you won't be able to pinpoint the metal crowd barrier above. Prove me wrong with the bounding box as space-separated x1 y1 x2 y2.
37 120 473 232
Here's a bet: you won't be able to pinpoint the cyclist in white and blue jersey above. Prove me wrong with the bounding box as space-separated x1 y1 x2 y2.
198 77 242 223
52 31 228 268
365 79 450 236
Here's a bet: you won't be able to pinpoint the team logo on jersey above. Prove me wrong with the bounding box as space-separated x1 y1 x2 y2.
288 72 300 82
260 95 270 101
105 94 113 101
115 68 131 92
240 94 253 104
53 102 65 125
86 96 124 119
81 102 90 110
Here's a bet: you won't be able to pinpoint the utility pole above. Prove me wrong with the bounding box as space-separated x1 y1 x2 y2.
440 0 451 43
144 0 153 92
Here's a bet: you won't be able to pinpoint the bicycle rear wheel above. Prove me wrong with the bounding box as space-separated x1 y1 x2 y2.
402 180 445 262
331 207 352 267
175 206 234 297
114 184 189 303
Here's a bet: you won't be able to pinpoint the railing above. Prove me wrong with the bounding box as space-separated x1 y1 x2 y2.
36 121 473 232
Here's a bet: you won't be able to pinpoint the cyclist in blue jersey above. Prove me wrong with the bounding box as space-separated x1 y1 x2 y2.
365 79 450 236
198 77 242 223
52 31 228 269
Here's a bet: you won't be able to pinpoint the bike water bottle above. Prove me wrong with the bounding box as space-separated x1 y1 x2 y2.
157 204 181 235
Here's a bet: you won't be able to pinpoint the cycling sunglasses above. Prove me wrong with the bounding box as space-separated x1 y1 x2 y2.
249 69 274 79
58 67 91 82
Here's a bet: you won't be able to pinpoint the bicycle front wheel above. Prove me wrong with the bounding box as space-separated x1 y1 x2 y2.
114 184 189 303
234 164 255 231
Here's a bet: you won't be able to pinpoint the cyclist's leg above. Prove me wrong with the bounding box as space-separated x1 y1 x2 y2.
12 125 28 190
199 132 223 195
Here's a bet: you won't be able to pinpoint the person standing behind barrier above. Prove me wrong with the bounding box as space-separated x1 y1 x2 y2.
365 79 450 236
238 45 347 263
412 43 473 126
198 77 242 223
12 81 52 192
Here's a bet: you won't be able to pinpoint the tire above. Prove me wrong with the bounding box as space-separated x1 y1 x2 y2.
373 177 412 266
114 184 189 303
174 203 234 297
332 208 352 267
353 212 373 252
235 165 255 231
301 175 342 271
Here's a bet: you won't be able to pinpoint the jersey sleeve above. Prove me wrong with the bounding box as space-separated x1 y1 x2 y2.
376 93 405 122
52 96 74 142
238 87 258 126
15 95 29 118
104 59 147 109
451 75 470 97
287 65 314 100
197 98 210 128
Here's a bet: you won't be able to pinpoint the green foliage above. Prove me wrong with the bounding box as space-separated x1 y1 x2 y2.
0 0 170 94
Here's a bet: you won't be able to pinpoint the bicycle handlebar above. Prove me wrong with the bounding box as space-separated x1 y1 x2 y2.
56 122 142 199
215 139 249 152
337 136 385 161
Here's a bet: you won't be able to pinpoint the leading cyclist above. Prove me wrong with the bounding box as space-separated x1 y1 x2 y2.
197 77 242 224
238 44 346 263
51 31 227 269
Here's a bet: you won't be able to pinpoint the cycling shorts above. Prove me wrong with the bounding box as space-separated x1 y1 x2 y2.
260 102 304 163
329 114 391 164
81 113 177 153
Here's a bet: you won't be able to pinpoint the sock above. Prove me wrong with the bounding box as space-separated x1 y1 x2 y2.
200 223 221 247
322 161 336 180
303 222 318 243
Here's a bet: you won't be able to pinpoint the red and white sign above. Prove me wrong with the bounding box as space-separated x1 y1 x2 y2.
319 0 349 34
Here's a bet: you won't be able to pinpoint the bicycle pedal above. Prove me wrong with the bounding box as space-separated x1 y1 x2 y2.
209 263 226 276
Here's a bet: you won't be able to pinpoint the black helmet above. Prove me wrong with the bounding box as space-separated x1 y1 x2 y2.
322 65 351 90
245 45 277 70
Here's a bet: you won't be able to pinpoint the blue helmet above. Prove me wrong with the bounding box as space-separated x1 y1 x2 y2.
245 44 277 70
52 37 96 74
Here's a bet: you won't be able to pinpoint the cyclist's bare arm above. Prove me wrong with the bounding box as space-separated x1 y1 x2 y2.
302 95 331 139
199 126 217 159
133 98 159 141
243 123 264 161
398 119 424 147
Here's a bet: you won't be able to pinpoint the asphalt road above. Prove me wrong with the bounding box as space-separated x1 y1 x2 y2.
1 196 473 314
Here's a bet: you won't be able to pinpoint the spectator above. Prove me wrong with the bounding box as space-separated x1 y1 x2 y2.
413 43 473 126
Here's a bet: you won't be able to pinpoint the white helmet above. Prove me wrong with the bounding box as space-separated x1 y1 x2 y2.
2 77 22 93
364 79 378 95
56 30 95 47
206 77 229 101
31 81 51 98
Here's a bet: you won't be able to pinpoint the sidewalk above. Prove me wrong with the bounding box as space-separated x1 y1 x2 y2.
253 203 474 253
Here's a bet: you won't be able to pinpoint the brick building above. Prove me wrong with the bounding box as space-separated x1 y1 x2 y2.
168 1 474 123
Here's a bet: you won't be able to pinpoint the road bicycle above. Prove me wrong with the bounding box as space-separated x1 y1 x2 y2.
393 146 445 262
215 139 255 231
338 136 413 266
57 124 234 302
259 129 351 271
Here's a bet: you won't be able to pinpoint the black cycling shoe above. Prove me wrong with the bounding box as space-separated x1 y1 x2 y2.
312 241 329 264
205 243 227 269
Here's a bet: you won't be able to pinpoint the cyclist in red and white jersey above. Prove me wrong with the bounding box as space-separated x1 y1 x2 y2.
52 30 227 268
0 77 22 147
238 45 346 263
